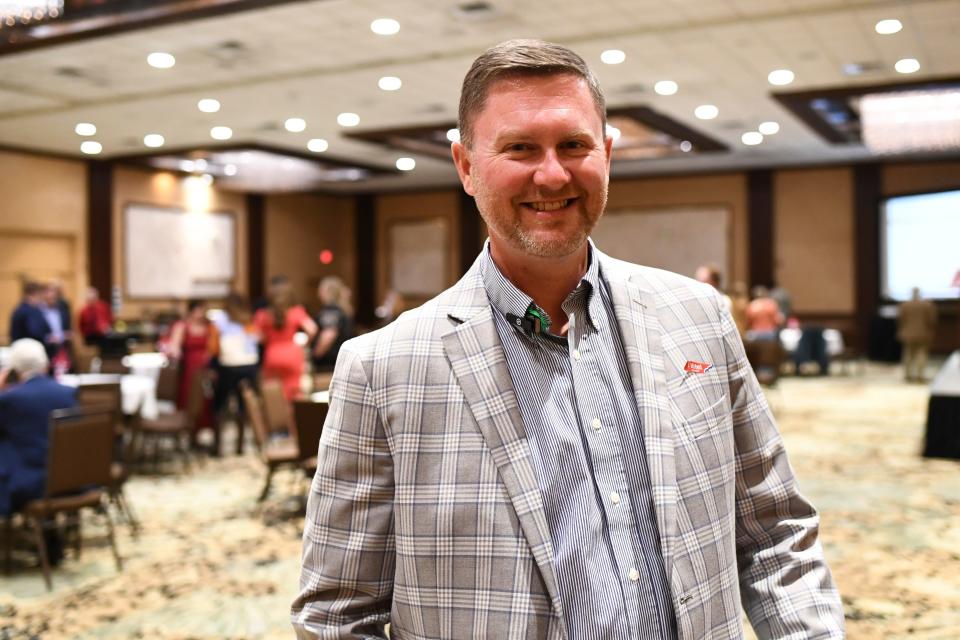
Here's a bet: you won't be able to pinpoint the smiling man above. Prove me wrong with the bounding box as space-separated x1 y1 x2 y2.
293 40 844 640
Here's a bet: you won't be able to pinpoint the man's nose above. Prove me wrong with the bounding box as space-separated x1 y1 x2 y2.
532 150 571 190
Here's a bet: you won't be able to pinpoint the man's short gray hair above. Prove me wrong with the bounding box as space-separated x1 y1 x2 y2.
9 338 49 378
457 39 606 149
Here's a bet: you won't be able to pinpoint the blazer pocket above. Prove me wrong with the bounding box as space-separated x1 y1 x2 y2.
677 393 728 441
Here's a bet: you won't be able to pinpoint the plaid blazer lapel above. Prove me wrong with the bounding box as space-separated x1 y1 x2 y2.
601 254 679 573
441 297 566 625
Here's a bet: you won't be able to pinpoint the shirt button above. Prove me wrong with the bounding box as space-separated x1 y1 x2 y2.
609 491 621 505
592 418 602 432
572 349 581 361
628 568 640 582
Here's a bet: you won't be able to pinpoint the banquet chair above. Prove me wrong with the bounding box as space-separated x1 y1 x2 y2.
132 364 197 472
76 383 140 535
21 407 123 590
744 338 786 413
239 380 298 501
292 399 328 477
259 379 292 437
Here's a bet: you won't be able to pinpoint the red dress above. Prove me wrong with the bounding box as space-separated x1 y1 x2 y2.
175 320 213 428
254 305 309 401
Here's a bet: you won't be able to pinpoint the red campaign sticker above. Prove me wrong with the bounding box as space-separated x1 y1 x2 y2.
683 360 713 374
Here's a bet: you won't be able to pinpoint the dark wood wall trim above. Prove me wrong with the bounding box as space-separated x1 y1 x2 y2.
853 163 882 349
458 190 482 275
246 193 265 302
355 194 377 327
747 169 774 288
86 161 113 297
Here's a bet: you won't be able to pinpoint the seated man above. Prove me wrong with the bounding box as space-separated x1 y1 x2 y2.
0 338 78 563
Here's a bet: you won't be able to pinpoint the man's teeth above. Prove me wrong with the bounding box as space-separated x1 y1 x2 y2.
528 199 570 211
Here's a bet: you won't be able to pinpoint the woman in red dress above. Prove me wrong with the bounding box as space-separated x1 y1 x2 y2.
253 278 317 401
168 299 217 442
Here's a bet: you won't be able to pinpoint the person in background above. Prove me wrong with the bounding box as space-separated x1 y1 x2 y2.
746 285 784 341
898 287 937 383
253 277 317 401
9 281 49 346
311 276 355 375
729 281 750 337
168 299 217 446
694 263 731 313
770 282 792 327
78 286 113 347
210 293 260 455
0 338 77 565
374 289 406 328
40 282 71 374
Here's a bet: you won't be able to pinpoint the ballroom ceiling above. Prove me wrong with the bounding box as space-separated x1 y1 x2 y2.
0 0 958 192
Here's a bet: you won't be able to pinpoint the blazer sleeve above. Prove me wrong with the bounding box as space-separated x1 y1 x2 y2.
719 298 846 638
292 343 395 639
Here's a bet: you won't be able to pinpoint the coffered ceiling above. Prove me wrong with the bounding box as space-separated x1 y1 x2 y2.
0 0 957 192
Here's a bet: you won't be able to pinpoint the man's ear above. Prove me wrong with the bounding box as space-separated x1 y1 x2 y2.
451 141 474 195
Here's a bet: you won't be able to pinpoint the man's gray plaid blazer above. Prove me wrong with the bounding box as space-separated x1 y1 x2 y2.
293 248 844 639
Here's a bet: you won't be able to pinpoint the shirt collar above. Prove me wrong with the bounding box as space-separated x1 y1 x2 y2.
479 239 602 334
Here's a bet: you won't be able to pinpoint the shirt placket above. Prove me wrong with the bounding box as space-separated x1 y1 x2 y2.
565 294 645 639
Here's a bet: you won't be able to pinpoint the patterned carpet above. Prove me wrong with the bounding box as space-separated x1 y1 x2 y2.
1 362 957 639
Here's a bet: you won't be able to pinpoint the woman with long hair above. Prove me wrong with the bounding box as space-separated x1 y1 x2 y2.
311 276 355 374
252 276 317 400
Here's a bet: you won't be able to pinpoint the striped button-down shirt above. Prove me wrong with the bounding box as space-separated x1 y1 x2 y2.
480 242 677 640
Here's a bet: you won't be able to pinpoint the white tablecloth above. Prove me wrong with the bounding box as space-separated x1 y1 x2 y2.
779 328 845 357
59 373 159 419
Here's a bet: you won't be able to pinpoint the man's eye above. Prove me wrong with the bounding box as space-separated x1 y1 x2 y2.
562 140 588 150
506 143 532 152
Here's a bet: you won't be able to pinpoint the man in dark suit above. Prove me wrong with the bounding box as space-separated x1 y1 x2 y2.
9 281 50 346
0 338 77 563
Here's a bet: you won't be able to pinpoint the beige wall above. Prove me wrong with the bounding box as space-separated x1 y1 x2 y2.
375 190 460 308
0 150 87 342
607 173 749 287
774 168 855 314
112 166 249 319
882 160 960 196
264 192 356 312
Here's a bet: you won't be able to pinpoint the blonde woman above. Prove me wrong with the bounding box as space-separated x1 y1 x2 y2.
311 276 354 374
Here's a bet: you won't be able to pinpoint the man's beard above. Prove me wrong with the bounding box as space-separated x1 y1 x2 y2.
477 188 607 259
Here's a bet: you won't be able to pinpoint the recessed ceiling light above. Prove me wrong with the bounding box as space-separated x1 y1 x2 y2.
679 140 693 152
694 104 719 120
600 49 625 65
446 128 461 143
337 112 360 127
143 134 165 148
147 52 176 69
841 62 865 76
895 58 920 74
605 124 621 140
194 158 208 171
654 80 678 96
180 160 195 172
758 121 780 135
875 19 902 35
307 138 329 153
284 117 307 132
74 122 96 136
767 69 795 86
197 98 220 113
378 76 402 91
396 157 416 171
370 18 400 35
741 131 764 145
224 164 238 176
80 141 102 155
210 126 233 140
